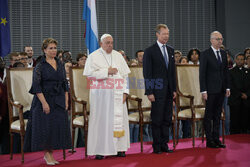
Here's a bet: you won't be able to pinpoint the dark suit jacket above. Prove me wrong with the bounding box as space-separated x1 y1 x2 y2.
32 58 36 67
143 42 176 98
199 47 229 94
228 66 250 106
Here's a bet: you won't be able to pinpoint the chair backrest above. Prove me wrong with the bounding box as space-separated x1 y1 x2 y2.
128 66 151 110
175 64 204 107
69 67 90 112
6 68 33 117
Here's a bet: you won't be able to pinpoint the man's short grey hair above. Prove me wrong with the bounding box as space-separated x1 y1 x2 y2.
210 31 222 39
155 24 169 33
100 34 112 42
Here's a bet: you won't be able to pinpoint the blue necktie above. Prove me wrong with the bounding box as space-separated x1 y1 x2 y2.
162 45 169 69
216 51 222 64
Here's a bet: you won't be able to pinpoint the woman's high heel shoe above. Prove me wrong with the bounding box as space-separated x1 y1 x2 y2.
53 160 60 164
44 156 55 166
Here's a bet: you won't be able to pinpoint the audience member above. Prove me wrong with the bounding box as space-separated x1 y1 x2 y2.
179 56 188 64
135 50 144 66
118 49 130 65
244 47 250 68
174 50 182 64
18 52 29 67
244 47 250 58
246 54 250 68
76 53 87 67
24 46 36 67
187 48 200 65
228 53 249 134
64 60 72 81
9 52 20 68
62 50 73 62
62 51 73 62
56 50 64 62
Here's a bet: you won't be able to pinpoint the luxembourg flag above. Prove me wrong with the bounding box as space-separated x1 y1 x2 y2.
83 0 99 54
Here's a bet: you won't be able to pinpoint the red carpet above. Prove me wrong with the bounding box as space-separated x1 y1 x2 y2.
0 134 250 167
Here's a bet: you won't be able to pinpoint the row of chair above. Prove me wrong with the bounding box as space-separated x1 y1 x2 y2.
6 65 225 163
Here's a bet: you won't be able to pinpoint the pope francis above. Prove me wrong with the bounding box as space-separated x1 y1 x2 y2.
83 34 130 160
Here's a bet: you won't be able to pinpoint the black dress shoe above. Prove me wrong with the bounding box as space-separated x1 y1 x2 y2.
206 141 219 148
161 147 174 153
117 152 126 157
95 155 104 160
153 150 162 154
215 141 226 148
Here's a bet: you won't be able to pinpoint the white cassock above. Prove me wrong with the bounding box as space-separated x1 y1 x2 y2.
83 48 130 156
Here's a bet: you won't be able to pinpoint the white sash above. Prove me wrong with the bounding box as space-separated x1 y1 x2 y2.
112 73 125 138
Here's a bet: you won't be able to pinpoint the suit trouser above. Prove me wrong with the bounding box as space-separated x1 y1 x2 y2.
204 92 224 142
151 89 173 151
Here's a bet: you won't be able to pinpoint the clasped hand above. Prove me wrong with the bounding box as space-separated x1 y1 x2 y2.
108 67 118 75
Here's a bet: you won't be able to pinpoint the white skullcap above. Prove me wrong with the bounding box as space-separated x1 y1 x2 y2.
100 34 112 42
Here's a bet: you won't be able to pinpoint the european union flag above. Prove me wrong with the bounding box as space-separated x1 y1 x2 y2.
0 0 11 57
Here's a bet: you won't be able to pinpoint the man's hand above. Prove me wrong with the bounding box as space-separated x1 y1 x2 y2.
123 93 128 104
147 94 155 102
202 92 208 100
108 67 118 75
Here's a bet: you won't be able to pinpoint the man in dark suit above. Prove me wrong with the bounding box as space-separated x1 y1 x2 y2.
143 24 176 154
228 53 250 134
199 31 230 148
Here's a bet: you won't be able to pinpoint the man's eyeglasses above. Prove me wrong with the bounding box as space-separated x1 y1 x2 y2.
212 38 223 41
20 58 28 60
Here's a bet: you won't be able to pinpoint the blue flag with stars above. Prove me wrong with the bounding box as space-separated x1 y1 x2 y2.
0 0 11 57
